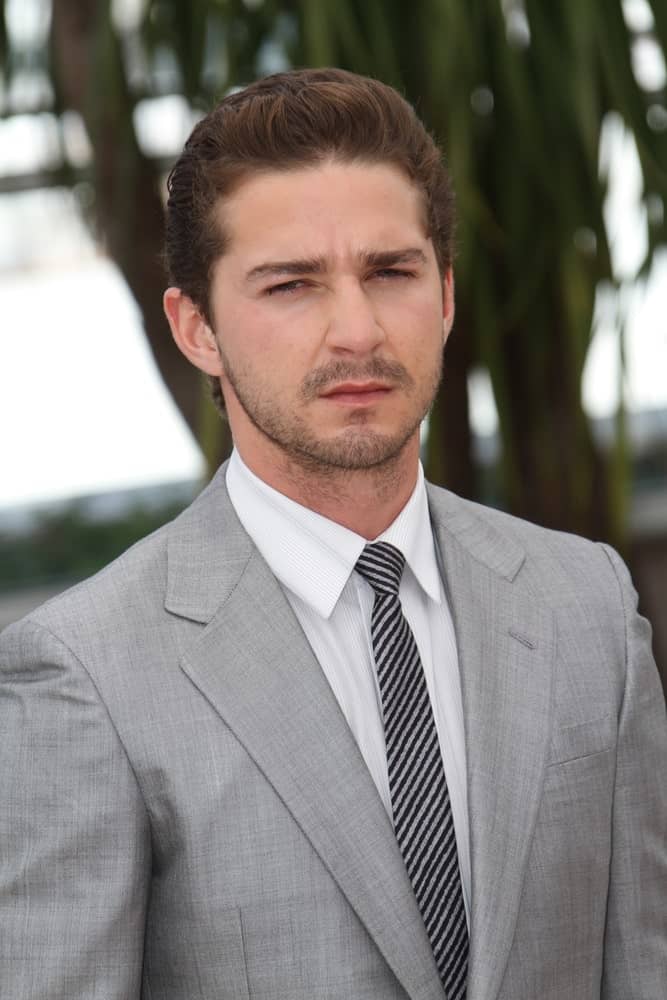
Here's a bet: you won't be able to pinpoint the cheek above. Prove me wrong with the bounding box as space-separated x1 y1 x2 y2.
386 285 443 327
216 306 275 366
249 306 324 370
220 311 314 389
391 302 445 358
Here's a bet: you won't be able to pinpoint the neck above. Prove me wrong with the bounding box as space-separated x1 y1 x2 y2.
235 439 420 540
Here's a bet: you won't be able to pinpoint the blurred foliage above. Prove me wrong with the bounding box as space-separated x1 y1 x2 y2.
0 499 188 591
1 0 667 546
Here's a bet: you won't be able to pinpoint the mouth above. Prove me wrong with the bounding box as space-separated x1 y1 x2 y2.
320 381 393 405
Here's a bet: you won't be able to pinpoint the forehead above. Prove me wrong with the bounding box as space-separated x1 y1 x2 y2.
214 161 430 264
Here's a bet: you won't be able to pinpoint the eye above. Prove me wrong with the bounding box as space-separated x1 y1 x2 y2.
373 268 415 281
266 279 306 296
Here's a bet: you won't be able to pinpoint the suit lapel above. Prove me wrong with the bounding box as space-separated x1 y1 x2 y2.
429 490 555 1000
167 469 446 1000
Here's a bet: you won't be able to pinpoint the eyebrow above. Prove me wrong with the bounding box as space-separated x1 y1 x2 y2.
245 257 326 283
244 247 428 284
359 247 428 269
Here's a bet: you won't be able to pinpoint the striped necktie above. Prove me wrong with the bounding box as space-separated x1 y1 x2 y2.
356 541 468 1000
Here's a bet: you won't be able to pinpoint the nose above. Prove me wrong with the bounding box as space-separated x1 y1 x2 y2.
324 279 386 354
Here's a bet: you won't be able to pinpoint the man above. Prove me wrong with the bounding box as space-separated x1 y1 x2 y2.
1 68 666 1000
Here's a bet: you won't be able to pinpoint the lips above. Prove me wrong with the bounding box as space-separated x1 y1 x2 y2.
321 381 392 400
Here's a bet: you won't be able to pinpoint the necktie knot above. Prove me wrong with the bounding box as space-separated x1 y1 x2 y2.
355 541 405 597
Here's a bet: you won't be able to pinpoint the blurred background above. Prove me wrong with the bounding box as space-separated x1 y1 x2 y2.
1 0 666 684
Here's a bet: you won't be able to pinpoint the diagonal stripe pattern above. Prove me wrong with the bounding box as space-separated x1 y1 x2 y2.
356 541 468 1000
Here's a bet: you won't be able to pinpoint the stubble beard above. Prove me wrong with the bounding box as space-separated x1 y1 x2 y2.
220 352 443 475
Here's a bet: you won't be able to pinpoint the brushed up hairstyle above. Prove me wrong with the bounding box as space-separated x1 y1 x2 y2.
164 67 455 413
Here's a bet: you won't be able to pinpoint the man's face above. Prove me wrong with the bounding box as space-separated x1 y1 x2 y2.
206 160 453 474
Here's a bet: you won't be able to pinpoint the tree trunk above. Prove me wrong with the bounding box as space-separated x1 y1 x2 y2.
426 315 476 500
499 318 614 543
50 0 214 453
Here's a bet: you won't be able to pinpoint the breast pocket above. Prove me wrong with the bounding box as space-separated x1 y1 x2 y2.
547 713 616 767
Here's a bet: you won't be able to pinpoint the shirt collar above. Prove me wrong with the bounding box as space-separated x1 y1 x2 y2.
226 448 442 619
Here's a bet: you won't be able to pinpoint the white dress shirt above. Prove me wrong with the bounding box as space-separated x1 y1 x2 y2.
226 449 470 919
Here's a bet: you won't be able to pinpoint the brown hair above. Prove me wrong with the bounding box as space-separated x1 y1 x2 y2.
165 67 455 413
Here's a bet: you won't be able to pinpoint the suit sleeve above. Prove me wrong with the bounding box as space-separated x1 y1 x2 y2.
599 545 667 999
0 617 151 999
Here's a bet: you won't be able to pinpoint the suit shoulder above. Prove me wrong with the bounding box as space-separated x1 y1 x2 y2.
425 482 624 601
427 480 605 550
0 517 173 689
3 466 244 656
11 515 173 639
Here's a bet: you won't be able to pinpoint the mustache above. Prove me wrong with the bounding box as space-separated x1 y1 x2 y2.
300 359 413 400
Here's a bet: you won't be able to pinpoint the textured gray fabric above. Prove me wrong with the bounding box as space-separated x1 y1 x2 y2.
1 464 666 999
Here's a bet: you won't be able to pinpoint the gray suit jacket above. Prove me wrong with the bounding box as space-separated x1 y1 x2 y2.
1 468 666 1000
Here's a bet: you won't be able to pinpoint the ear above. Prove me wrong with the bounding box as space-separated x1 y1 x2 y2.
163 287 223 376
442 267 455 344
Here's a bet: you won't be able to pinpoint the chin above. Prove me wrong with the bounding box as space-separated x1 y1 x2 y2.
291 427 415 472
